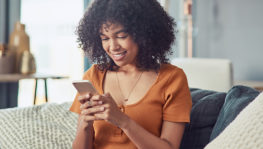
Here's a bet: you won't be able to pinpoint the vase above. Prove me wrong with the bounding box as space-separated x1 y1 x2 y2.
19 50 36 74
8 21 34 73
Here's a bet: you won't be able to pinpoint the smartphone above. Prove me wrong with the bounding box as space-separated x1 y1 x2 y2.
72 80 98 95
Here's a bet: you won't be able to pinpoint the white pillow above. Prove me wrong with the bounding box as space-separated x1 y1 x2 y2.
205 92 263 149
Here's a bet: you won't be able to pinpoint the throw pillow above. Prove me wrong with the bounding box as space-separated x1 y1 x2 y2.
205 92 263 149
180 88 226 149
210 85 260 141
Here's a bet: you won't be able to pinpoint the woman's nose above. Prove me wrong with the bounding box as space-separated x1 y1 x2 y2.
109 40 120 51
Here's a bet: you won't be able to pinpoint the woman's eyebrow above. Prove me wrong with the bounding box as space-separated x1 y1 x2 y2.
99 29 127 36
114 29 127 35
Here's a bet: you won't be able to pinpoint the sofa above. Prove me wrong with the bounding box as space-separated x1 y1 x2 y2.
0 85 261 149
180 85 260 149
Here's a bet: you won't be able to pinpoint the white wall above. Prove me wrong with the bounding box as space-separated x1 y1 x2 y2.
193 0 263 81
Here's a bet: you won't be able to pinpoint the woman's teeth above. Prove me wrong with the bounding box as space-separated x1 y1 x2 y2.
112 51 126 60
114 53 124 56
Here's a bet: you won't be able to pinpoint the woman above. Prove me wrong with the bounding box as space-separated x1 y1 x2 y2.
70 0 192 148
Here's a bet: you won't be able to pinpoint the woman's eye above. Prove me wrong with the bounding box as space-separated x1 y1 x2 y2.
101 38 109 41
117 35 127 39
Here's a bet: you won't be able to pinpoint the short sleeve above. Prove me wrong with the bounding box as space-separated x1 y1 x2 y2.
69 65 97 114
162 69 192 123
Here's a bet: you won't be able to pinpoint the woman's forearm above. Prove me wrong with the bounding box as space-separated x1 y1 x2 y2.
72 117 94 149
121 117 175 149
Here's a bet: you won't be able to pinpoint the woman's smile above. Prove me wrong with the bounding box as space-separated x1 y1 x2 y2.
111 51 127 61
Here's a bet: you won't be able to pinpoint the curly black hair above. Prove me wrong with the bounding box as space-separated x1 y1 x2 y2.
77 0 176 71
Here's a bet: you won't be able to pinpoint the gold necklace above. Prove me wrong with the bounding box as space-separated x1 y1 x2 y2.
116 71 143 102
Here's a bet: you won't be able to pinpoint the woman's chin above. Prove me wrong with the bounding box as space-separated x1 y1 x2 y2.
114 61 126 67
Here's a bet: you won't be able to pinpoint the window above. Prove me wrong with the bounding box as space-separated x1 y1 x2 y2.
19 0 84 106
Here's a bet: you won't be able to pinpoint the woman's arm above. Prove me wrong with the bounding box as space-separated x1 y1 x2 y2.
72 94 101 149
72 116 94 149
121 117 185 149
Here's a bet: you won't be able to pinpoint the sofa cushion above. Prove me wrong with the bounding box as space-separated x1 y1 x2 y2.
180 88 226 149
0 102 78 148
205 92 263 149
210 85 260 141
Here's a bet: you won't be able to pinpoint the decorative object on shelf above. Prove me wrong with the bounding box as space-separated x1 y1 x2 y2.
0 44 15 74
0 44 6 56
19 50 36 74
8 21 36 74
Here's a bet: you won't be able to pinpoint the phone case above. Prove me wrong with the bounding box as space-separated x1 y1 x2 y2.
72 80 98 95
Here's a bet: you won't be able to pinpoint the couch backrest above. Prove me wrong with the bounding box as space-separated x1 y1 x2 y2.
172 58 233 92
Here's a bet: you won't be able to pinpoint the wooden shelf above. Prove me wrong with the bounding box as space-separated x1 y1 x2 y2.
0 73 68 82
0 73 69 105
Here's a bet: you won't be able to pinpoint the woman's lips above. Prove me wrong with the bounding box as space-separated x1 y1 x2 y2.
111 51 127 61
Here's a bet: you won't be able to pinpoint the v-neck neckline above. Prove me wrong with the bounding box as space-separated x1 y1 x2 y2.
100 64 165 108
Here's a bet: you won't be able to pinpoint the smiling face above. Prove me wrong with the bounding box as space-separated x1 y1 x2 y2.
100 22 139 68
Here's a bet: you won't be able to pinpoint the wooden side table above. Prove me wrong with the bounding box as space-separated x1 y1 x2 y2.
0 73 68 105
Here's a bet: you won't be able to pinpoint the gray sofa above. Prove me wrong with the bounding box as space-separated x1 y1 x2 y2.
0 85 259 148
180 85 260 149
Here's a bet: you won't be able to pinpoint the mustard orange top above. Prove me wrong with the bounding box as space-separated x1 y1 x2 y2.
70 63 192 149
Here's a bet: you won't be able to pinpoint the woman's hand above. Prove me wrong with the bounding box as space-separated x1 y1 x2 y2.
78 93 104 125
81 93 129 128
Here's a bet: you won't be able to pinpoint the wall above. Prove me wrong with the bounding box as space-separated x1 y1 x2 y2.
193 0 263 81
0 0 21 43
0 0 21 109
164 0 185 58
0 0 6 43
167 0 182 57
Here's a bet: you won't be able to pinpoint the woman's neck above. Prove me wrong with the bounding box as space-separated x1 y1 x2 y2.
117 64 141 74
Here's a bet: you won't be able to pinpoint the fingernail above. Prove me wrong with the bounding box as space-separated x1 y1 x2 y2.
100 107 105 111
98 101 103 104
85 94 90 98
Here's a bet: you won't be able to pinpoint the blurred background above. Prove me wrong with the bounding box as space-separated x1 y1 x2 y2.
0 0 262 108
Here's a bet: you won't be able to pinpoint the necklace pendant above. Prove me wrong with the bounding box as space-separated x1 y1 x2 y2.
116 71 143 104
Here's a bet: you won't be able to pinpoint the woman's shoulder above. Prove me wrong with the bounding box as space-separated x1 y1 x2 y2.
157 63 188 87
160 63 186 77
